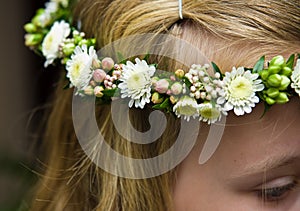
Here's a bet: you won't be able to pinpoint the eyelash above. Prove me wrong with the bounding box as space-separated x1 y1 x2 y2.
256 180 298 203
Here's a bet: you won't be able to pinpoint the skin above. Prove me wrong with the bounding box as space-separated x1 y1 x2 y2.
173 97 300 211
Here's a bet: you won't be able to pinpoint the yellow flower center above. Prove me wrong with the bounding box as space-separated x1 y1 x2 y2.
44 35 53 51
71 61 84 79
177 105 198 116
229 76 253 99
199 106 220 119
127 72 147 90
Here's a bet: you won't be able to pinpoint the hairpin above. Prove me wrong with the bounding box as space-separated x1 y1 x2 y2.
178 0 183 19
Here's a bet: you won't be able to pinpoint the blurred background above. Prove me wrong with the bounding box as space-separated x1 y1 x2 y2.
0 0 55 210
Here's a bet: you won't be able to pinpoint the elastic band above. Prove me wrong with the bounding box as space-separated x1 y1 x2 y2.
178 0 183 19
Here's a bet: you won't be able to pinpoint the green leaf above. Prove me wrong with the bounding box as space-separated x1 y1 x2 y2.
211 62 223 79
160 98 170 109
152 98 170 110
286 54 295 69
143 53 150 61
182 76 192 88
117 52 126 64
102 88 117 97
152 63 158 68
260 101 272 119
63 82 70 90
253 56 265 73
152 104 161 109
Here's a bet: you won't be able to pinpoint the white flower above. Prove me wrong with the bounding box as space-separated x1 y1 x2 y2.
198 103 227 124
173 96 199 121
42 21 70 67
118 58 156 109
37 2 59 27
291 59 300 96
51 0 68 7
66 45 97 91
217 67 264 116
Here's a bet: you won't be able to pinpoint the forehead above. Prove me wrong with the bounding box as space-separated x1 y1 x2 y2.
210 97 300 174
224 97 300 142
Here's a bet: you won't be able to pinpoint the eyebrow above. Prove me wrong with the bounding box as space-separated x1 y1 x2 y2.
231 154 300 179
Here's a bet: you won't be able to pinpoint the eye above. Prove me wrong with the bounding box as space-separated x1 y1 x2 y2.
254 176 298 203
257 182 297 202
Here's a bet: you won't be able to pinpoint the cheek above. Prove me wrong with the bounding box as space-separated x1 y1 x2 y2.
173 126 300 210
172 145 252 211
173 160 259 211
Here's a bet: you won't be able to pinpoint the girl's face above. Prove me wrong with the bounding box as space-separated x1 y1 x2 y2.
173 97 300 210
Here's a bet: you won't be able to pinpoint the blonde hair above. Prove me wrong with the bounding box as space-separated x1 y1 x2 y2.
30 0 300 210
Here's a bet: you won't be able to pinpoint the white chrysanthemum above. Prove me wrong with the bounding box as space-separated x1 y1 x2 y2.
118 58 156 109
291 59 300 96
42 21 70 67
217 67 264 116
173 96 199 121
66 45 97 91
38 2 59 27
51 0 68 7
198 103 227 124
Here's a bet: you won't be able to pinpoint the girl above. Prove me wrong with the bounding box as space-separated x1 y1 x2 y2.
25 0 300 210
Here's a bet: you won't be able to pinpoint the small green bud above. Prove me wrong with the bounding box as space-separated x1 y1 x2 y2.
281 66 292 77
266 97 276 105
267 74 282 87
260 69 269 80
94 86 104 97
84 86 94 96
278 75 290 91
269 55 285 67
152 76 159 85
175 69 185 78
268 65 281 74
151 92 164 104
170 95 179 104
154 79 169 94
88 38 96 45
32 10 48 27
275 92 289 104
266 88 279 98
24 34 43 46
101 57 115 70
36 8 45 15
61 58 69 65
74 36 82 44
79 39 89 46
24 23 37 33
62 43 76 56
32 16 39 26
92 59 101 69
170 82 183 95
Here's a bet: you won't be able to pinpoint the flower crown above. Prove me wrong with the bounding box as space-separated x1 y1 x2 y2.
24 0 300 124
